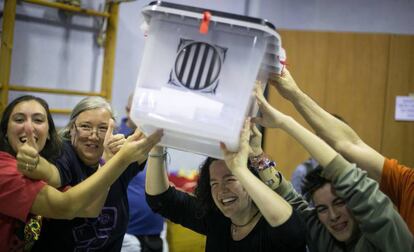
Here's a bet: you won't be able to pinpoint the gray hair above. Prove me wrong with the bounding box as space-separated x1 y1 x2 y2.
60 96 116 140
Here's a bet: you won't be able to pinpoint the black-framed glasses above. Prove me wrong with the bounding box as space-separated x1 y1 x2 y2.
74 123 108 139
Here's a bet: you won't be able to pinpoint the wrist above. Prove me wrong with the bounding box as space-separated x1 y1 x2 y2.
150 146 164 154
249 153 275 171
288 87 304 101
250 149 263 158
148 148 168 161
248 153 281 190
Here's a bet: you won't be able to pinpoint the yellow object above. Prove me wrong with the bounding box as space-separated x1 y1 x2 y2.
167 220 206 252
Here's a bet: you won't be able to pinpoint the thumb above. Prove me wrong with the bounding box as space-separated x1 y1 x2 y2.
220 142 230 155
251 117 264 127
104 119 115 140
25 126 38 151
127 128 143 142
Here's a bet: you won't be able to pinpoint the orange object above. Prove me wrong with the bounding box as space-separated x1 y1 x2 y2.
199 11 211 34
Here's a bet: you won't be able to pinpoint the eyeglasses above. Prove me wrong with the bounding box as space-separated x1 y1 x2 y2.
74 123 108 139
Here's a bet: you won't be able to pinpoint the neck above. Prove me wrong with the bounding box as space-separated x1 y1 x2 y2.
231 209 260 228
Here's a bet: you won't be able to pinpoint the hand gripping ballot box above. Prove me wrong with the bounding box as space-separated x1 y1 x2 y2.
131 1 286 158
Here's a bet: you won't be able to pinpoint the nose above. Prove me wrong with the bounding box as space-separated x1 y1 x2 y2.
23 119 35 134
88 129 100 139
328 207 340 222
218 182 229 192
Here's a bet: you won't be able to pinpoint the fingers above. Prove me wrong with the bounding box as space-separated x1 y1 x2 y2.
106 134 126 154
255 89 267 105
127 128 144 142
104 118 115 141
16 146 39 172
219 142 229 155
143 129 163 148
251 123 262 137
133 129 163 154
239 118 251 151
280 68 291 79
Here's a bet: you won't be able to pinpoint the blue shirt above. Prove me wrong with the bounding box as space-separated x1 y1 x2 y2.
118 117 164 236
291 158 319 194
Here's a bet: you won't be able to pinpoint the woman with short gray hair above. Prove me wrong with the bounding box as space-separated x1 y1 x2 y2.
28 96 159 251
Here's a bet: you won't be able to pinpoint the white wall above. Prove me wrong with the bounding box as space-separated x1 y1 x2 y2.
257 0 414 34
1 0 414 171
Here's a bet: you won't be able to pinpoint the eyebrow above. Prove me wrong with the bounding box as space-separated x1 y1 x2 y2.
314 197 344 208
332 197 345 204
210 174 235 181
12 112 46 117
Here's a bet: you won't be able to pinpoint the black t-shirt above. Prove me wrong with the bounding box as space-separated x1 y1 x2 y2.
32 141 145 252
147 186 307 252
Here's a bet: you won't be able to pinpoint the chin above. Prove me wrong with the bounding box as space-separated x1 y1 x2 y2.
334 233 352 243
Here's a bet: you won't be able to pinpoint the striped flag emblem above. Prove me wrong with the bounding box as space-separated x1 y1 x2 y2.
169 40 227 93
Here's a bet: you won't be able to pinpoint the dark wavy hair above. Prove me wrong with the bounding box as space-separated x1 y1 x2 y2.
301 165 330 202
0 95 62 161
194 157 258 218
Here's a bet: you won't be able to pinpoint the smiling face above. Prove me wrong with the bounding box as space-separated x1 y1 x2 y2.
209 160 252 219
312 183 357 242
70 108 111 166
6 100 49 153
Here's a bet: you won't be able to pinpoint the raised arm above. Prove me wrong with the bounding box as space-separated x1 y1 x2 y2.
254 85 337 168
221 119 292 227
269 70 384 182
29 129 163 219
145 145 170 196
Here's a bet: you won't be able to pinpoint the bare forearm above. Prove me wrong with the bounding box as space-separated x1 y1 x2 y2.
146 147 169 195
289 90 385 181
76 188 109 217
233 167 292 227
39 158 61 188
289 89 358 148
280 116 337 167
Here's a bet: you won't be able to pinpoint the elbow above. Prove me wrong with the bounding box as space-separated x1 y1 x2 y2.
267 206 293 227
56 194 82 220
55 207 77 220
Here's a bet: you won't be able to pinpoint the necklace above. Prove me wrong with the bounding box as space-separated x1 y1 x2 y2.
231 210 260 235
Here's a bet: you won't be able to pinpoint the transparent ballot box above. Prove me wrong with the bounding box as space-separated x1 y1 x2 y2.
131 1 285 158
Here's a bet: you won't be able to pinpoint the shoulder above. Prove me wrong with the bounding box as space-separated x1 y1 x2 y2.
0 151 15 162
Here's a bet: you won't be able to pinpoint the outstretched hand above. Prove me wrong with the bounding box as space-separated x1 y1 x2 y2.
103 119 126 162
252 84 289 129
249 123 263 157
16 128 40 174
221 118 251 173
268 68 301 100
120 128 164 165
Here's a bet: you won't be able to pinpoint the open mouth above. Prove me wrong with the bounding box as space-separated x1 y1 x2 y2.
85 143 99 149
221 197 237 206
331 222 347 232
19 136 38 143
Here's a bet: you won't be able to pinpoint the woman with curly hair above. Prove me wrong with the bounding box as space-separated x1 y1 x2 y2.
145 119 306 252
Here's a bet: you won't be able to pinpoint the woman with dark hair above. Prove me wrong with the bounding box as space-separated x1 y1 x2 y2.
145 119 307 252
0 95 162 252
0 95 61 160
